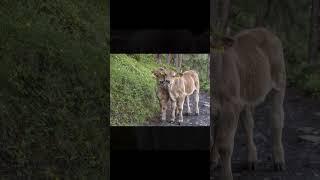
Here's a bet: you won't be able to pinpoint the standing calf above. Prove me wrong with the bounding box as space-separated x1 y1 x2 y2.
152 67 170 121
211 28 286 180
164 70 200 122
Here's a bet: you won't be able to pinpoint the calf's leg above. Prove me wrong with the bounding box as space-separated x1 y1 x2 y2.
194 90 200 115
270 89 286 171
211 119 219 169
171 100 177 122
160 99 168 121
177 97 185 122
216 102 240 180
241 106 258 170
186 96 192 115
212 141 220 169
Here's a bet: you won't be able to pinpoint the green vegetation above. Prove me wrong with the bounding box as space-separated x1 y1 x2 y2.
292 64 320 96
110 54 209 125
181 54 210 92
110 54 160 126
0 0 108 178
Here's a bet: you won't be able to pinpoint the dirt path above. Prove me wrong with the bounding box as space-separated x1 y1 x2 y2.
213 88 320 179
144 91 210 126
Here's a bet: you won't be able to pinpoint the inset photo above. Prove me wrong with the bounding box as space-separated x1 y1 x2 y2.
110 54 210 126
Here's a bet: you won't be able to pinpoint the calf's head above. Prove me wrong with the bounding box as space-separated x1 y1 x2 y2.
163 70 184 88
152 67 168 88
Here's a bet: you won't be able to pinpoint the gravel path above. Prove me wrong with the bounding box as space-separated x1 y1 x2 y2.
212 88 320 179
144 91 210 126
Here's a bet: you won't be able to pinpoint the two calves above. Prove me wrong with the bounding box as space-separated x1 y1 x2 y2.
152 67 200 122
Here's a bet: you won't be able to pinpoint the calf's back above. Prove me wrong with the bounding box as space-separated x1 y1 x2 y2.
215 28 286 107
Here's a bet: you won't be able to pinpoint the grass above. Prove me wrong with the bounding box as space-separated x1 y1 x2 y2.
111 54 162 125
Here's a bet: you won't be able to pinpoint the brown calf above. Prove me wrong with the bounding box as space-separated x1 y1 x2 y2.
152 67 170 121
211 28 286 180
164 70 200 122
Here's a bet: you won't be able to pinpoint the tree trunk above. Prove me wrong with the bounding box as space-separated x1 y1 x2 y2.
176 54 179 72
158 54 161 64
255 2 264 27
221 0 231 33
255 0 272 27
263 0 272 23
208 54 210 79
180 55 182 72
167 54 171 64
177 54 182 72
174 54 179 70
211 0 230 34
309 0 320 64
154 54 161 64
211 0 216 30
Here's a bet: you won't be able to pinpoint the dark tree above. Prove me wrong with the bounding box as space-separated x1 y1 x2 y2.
309 0 320 64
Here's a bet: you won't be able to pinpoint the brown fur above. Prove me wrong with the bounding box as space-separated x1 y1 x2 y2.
164 70 200 122
152 67 170 121
211 28 286 180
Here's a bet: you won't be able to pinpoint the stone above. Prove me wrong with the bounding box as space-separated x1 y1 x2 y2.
313 130 320 135
203 102 210 107
314 112 320 117
297 127 315 134
298 135 320 144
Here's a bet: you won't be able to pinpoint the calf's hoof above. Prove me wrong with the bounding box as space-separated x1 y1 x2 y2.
247 161 257 171
195 112 199 116
177 119 183 123
274 162 286 171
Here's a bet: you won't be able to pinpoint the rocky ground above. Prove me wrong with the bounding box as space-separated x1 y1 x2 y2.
144 91 210 126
